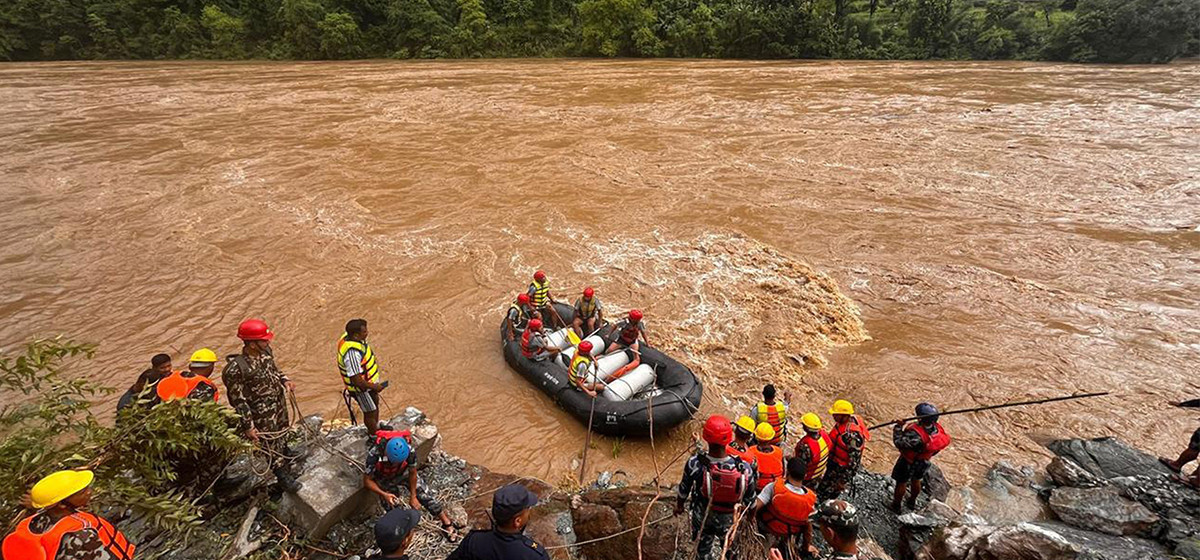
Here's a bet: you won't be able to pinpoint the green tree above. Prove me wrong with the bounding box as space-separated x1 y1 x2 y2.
386 0 451 56
318 11 362 57
154 6 202 58
1044 0 1198 62
280 0 327 58
200 5 248 58
450 0 495 56
578 0 662 56
664 2 717 57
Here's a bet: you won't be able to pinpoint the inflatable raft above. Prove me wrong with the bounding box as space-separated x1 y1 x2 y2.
500 303 702 436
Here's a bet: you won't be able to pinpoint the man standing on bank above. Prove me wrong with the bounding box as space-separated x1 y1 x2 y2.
338 318 387 436
224 318 302 493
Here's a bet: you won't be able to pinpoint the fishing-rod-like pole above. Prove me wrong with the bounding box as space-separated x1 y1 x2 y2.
868 391 1110 431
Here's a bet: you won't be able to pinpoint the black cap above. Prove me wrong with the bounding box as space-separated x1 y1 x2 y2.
492 484 539 523
375 508 420 552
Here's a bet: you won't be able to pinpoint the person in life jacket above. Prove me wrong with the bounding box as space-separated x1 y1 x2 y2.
505 293 539 341
604 309 648 355
3 470 135 560
568 341 607 397
364 430 463 543
752 457 818 556
749 423 785 491
727 416 758 466
752 384 791 446
117 353 172 412
819 399 870 500
571 287 604 338
793 413 831 487
526 270 564 328
891 402 951 513
519 319 560 362
155 348 220 404
675 415 757 560
338 318 388 436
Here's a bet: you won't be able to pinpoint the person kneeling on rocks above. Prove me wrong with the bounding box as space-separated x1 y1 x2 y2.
448 483 549 560
363 430 462 542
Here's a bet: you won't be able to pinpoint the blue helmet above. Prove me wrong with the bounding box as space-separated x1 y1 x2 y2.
386 437 411 464
915 402 940 423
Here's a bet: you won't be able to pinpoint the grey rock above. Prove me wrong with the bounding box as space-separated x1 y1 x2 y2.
924 463 951 502
212 452 274 504
1036 522 1172 560
1175 538 1200 560
1047 456 1102 488
1046 438 1172 480
1048 486 1158 536
975 522 1080 560
279 426 373 539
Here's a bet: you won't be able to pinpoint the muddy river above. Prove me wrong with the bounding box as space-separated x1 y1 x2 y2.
1 60 1198 485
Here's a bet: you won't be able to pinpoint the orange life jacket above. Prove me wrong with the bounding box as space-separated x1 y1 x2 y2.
155 371 219 402
829 415 870 467
755 402 787 444
618 320 641 345
749 445 784 490
727 442 755 467
901 422 951 462
759 479 817 536
796 430 831 482
3 512 135 560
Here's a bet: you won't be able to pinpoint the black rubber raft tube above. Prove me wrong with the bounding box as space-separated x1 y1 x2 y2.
500 303 703 437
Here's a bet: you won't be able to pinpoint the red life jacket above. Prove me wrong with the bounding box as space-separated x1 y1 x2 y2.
372 430 413 478
520 329 538 359
829 415 870 467
700 458 747 513
759 480 817 536
796 430 831 482
618 320 641 345
3 512 135 560
156 371 219 402
901 422 951 462
749 446 784 490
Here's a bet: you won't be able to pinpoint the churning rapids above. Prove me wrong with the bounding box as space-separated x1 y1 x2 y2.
1 59 1197 485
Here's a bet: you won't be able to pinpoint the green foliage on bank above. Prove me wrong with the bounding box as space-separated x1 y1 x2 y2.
0 338 249 532
0 0 1195 61
0 0 1197 62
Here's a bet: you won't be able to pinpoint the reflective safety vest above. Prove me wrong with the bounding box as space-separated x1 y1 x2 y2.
568 353 594 389
901 422 951 462
829 415 871 467
337 335 380 393
155 371 219 402
797 430 831 482
575 296 599 318
529 280 550 307
749 445 784 490
508 302 532 328
759 480 817 536
755 402 787 444
3 512 135 560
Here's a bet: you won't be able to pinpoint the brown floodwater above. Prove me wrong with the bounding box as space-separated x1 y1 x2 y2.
1 59 1198 486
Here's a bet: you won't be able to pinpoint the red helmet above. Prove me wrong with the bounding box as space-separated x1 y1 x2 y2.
517 293 531 305
534 270 546 282
528 318 543 331
629 309 643 322
583 287 595 298
237 319 274 342
578 341 593 354
702 415 734 445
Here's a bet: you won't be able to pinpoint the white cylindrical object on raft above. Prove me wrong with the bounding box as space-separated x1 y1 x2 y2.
559 335 608 363
544 328 573 350
594 352 630 378
602 364 656 401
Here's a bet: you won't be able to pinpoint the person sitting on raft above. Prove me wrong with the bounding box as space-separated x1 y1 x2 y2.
505 293 538 341
605 309 648 354
520 319 560 362
572 287 603 337
567 340 639 398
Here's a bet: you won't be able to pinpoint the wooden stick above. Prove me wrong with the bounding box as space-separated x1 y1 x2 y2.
868 392 1111 430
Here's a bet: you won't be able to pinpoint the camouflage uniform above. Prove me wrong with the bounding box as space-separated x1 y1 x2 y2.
819 429 865 500
27 514 118 560
222 352 291 468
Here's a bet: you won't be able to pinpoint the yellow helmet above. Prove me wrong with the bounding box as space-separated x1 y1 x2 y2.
30 470 94 508
734 416 757 434
829 399 855 415
801 412 823 431
754 422 776 442
189 348 218 365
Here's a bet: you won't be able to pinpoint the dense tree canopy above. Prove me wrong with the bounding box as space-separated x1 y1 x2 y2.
0 0 1196 61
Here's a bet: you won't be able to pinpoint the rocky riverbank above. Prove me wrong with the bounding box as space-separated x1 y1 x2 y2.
122 410 1200 560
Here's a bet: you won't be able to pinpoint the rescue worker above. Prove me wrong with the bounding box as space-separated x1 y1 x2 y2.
519 319 560 362
2 470 135 560
793 413 831 488
360 508 420 560
1161 400 1200 488
752 457 818 557
812 500 865 560
568 340 604 397
891 402 951 513
605 309 648 354
728 416 758 465
526 270 563 328
749 423 785 491
505 293 538 341
448 484 549 560
339 318 387 436
752 384 790 446
223 318 302 493
675 415 757 560
820 400 870 500
117 353 171 411
572 287 603 337
154 348 220 403
363 428 461 542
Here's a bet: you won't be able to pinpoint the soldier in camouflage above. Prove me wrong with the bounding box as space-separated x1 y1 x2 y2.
222 318 302 493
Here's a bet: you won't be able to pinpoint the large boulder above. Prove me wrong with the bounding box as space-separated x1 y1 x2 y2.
570 487 690 560
919 521 1172 560
974 523 1080 560
946 462 1051 527
1046 438 1171 481
280 424 373 539
1046 456 1101 488
1047 486 1158 537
